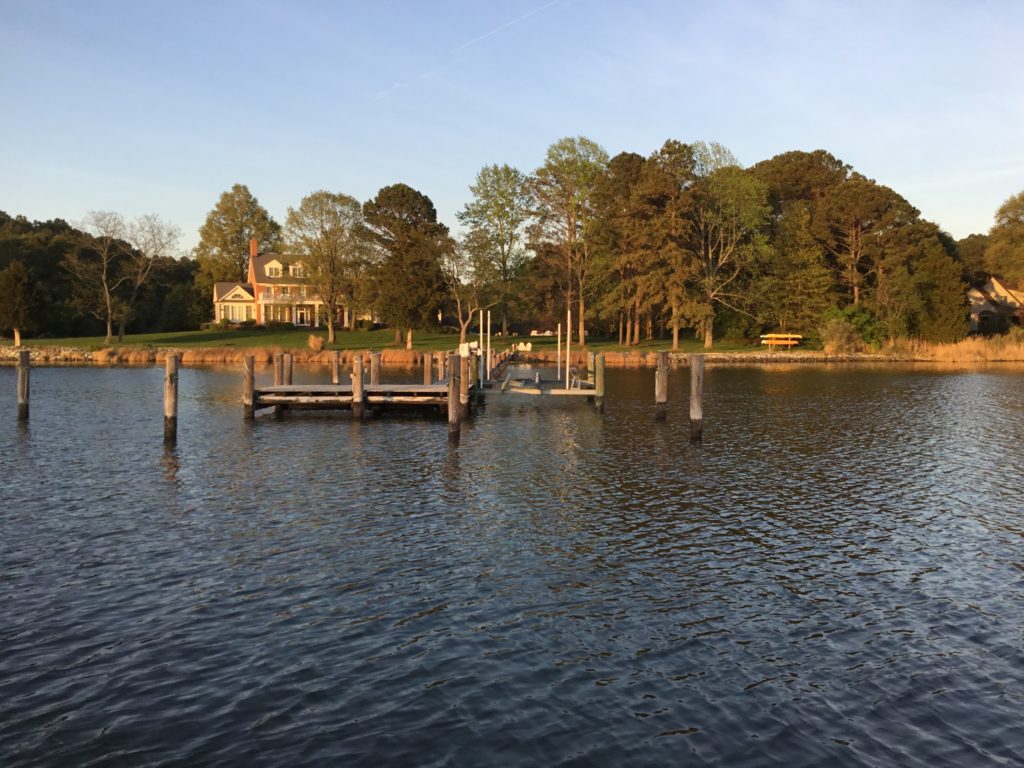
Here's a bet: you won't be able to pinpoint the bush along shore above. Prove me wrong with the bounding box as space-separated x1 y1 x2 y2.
5 339 1024 367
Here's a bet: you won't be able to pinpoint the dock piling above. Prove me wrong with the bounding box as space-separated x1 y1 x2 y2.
243 355 255 420
595 353 605 414
284 353 293 385
689 353 704 441
655 350 669 421
273 353 283 386
164 354 179 444
423 352 433 385
459 354 470 418
370 351 381 385
352 355 364 419
447 352 460 440
17 350 29 421
331 351 340 385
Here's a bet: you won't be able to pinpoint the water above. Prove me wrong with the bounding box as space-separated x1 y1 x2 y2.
2 363 1023 766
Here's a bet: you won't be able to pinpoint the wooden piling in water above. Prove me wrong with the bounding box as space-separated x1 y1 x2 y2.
655 350 669 421
437 353 446 383
459 355 470 418
587 352 596 386
17 350 29 421
331 351 340 385
352 355 364 419
273 353 284 386
284 353 293 385
164 354 178 444
370 351 381 385
469 351 480 405
594 353 605 414
423 352 433 385
689 353 704 441
243 355 255 420
447 352 460 440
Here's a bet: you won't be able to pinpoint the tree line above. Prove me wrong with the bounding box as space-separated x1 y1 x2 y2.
3 138 1024 348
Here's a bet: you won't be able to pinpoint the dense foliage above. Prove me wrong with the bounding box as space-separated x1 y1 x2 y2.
4 138 1022 347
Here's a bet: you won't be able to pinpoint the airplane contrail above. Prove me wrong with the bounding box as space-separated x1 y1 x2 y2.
453 0 563 53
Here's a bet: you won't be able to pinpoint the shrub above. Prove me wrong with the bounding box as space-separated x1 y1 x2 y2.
821 306 885 349
308 334 324 352
820 316 862 354
266 321 295 331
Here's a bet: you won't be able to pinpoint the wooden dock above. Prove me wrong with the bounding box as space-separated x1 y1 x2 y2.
499 352 605 411
255 383 449 408
240 348 606 433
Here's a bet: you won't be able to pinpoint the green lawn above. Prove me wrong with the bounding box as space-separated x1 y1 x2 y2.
2 326 765 353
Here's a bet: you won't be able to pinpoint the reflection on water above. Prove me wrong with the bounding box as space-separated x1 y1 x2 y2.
1 364 1023 767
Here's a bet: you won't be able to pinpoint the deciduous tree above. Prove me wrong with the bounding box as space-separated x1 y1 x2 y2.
985 190 1024 284
117 214 181 341
680 166 770 348
195 184 280 293
531 136 608 344
62 210 132 344
285 191 367 344
457 164 533 336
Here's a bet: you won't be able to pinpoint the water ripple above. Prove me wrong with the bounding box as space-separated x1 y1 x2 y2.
1 364 1024 766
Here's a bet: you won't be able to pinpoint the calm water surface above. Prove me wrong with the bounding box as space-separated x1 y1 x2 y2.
1 363 1023 767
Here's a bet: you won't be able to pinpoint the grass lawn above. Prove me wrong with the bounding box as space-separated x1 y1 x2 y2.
2 326 764 353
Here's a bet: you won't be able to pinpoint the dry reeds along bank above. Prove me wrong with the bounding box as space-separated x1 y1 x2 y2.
893 330 1024 362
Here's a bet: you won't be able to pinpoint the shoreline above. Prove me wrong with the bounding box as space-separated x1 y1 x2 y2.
2 344 1022 367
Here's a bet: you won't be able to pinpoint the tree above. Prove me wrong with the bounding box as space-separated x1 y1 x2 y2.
285 191 367 344
363 184 449 349
195 184 280 293
750 149 850 211
812 178 917 306
591 151 655 347
753 202 835 333
956 233 989 286
62 210 132 344
116 214 181 341
868 221 966 342
531 136 609 344
985 190 1024 283
680 166 770 348
457 164 533 336
444 230 496 343
638 140 700 349
0 260 35 346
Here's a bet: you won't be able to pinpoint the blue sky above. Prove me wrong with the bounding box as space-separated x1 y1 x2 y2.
2 0 1022 250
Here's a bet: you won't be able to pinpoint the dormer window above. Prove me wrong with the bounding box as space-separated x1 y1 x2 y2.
290 264 305 278
267 266 281 277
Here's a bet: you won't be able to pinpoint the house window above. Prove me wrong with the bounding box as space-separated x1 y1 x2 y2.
291 265 305 278
281 286 290 297
267 266 281 277
245 305 252 321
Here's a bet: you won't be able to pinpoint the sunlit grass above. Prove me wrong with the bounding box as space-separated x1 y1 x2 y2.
3 326 765 353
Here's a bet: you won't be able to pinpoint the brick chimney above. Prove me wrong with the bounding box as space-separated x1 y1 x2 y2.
249 238 258 262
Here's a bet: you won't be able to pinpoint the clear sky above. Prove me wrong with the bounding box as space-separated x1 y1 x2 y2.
2 0 1022 251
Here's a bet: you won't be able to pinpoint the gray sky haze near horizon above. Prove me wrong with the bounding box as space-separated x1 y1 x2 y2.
1 0 1022 251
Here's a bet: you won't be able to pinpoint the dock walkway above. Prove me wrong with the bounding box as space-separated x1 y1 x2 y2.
256 383 449 408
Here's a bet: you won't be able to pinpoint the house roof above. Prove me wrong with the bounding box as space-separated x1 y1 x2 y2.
251 252 311 286
986 277 1024 306
214 282 254 302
